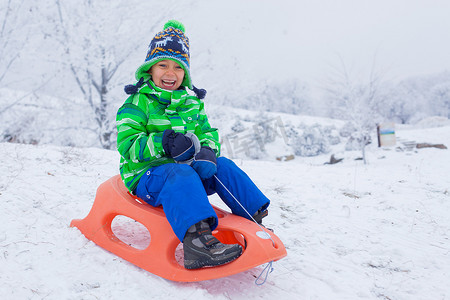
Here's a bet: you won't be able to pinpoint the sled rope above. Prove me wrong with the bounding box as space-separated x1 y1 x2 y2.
255 261 273 285
213 175 275 246
214 175 276 285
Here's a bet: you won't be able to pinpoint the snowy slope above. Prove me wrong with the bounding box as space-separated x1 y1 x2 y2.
1 122 449 300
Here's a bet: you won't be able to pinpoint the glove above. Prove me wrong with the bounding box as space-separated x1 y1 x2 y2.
191 146 217 180
162 130 195 162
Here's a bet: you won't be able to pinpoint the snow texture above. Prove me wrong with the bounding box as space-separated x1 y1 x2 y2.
1 120 449 300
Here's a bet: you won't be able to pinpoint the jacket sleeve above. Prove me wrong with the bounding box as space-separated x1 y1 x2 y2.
196 100 221 156
116 95 166 164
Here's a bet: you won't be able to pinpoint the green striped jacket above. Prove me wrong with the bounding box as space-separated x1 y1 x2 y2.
116 82 220 192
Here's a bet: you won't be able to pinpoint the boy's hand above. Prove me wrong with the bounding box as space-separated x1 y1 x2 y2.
162 130 195 162
191 147 217 180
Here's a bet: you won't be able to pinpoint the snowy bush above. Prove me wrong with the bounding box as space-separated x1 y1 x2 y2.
292 124 331 157
344 131 372 151
339 121 356 138
2 116 39 145
221 114 293 159
221 132 266 160
339 122 372 151
323 125 341 145
253 114 284 144
282 122 300 140
231 120 246 133
221 117 266 160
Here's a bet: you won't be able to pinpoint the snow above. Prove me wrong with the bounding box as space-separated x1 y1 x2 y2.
1 118 449 299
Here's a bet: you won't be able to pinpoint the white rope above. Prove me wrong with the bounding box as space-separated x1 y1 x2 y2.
213 175 275 246
213 175 276 285
255 261 274 285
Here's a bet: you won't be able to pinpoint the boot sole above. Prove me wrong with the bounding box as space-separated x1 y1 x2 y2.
184 247 243 270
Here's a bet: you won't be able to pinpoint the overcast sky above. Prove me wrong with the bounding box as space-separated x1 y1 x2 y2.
284 0 450 82
182 0 450 88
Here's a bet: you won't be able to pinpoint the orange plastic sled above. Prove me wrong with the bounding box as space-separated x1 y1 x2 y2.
70 175 287 282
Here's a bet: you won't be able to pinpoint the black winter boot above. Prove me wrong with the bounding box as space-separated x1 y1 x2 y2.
252 208 268 225
183 220 243 269
252 208 273 232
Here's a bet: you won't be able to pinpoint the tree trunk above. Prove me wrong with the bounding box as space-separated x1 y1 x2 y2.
93 67 114 149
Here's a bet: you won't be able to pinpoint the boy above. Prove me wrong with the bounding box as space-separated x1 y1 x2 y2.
116 20 270 269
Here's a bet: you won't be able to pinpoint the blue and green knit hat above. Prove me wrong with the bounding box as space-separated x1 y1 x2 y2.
135 20 192 89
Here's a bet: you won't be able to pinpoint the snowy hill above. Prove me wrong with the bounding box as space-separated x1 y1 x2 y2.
1 122 449 299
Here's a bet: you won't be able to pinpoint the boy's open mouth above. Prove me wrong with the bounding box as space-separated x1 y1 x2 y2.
162 80 176 89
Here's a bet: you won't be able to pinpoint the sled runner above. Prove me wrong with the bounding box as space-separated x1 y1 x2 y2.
70 175 287 282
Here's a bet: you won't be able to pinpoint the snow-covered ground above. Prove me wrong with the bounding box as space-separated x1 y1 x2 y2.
1 120 449 300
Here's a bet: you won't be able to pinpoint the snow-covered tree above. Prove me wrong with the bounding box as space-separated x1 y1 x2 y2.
52 0 129 148
0 1 53 123
382 82 424 124
49 0 173 149
0 0 45 92
0 0 31 86
383 72 450 124
430 80 450 119
324 58 385 163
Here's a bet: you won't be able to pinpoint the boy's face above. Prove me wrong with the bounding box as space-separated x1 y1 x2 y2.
149 60 185 90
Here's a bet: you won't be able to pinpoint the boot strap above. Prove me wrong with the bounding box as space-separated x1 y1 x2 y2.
198 234 220 248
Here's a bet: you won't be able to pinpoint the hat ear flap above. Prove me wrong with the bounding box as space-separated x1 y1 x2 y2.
124 77 145 95
192 85 206 99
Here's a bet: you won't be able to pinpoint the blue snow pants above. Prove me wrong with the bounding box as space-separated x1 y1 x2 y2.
134 157 270 242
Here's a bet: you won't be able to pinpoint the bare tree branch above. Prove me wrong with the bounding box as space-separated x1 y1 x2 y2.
0 75 55 116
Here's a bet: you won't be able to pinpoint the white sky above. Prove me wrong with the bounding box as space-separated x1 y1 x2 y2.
185 0 450 87
285 0 450 81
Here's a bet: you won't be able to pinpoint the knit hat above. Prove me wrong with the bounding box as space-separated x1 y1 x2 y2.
135 20 192 89
125 20 206 98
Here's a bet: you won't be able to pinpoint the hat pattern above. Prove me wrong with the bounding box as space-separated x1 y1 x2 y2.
146 26 190 69
128 20 206 98
134 20 193 89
